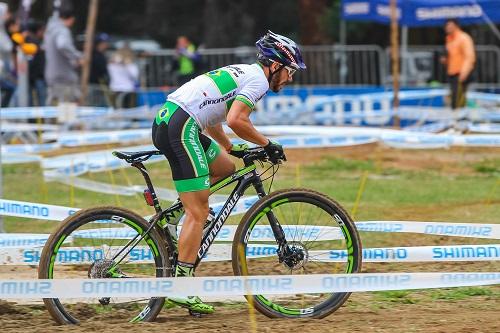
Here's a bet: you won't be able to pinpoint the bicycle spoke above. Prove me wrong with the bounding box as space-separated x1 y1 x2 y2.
236 190 361 318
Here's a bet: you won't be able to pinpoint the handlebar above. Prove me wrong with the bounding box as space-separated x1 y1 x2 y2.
242 147 284 166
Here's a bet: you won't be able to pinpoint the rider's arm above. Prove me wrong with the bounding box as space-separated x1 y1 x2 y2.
205 123 232 152
226 100 269 147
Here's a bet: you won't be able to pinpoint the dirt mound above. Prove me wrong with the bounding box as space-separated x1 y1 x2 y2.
0 294 499 333
0 301 30 316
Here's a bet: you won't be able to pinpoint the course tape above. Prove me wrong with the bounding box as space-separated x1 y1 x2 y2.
0 106 113 120
0 272 499 299
1 199 499 239
2 244 499 266
46 175 228 203
3 126 500 164
2 154 41 164
0 196 257 223
355 221 500 239
381 133 500 149
0 199 78 221
1 143 60 154
0 234 51 248
50 129 152 147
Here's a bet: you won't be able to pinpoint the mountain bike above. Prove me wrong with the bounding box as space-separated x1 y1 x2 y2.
38 147 362 324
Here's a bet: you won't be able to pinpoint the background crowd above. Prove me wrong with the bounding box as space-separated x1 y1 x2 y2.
0 1 202 109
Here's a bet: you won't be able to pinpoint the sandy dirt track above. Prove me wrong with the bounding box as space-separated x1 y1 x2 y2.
1 293 499 333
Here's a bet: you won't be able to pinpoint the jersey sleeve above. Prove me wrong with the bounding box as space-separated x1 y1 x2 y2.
235 75 268 110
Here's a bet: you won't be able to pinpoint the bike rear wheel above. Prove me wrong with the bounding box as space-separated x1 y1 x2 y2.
38 206 171 324
232 188 362 318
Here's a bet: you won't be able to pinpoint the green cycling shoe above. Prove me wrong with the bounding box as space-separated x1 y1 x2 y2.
166 296 215 314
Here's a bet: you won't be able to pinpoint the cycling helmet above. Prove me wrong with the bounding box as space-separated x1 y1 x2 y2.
256 30 306 70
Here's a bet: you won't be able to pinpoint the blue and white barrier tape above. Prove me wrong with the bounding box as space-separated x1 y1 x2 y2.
468 123 500 134
2 154 41 164
49 129 152 147
1 272 499 299
3 126 500 163
0 199 78 221
1 199 499 239
1 143 60 154
0 196 257 223
355 221 500 239
2 244 498 266
46 175 228 203
0 106 113 120
0 234 51 248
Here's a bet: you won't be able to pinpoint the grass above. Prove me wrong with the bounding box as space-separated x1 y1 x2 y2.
430 287 497 300
373 290 419 304
1 148 499 306
471 158 500 175
2 153 499 231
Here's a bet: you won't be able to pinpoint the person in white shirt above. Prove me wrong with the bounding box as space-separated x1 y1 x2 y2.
107 43 139 108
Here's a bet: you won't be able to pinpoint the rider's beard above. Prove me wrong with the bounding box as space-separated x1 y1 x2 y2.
270 74 286 93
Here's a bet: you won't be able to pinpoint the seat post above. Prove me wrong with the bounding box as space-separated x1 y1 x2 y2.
132 161 162 213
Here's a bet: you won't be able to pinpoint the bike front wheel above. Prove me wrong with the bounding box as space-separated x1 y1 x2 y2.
38 206 171 324
232 188 362 318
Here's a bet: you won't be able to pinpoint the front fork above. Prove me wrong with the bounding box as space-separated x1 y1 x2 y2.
252 180 293 266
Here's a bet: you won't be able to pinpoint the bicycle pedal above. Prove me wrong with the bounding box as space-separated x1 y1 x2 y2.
189 309 203 317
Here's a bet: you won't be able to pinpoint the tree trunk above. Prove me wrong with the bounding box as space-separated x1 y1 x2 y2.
298 0 329 45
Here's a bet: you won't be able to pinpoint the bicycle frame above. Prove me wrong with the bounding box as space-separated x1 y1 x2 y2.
130 158 289 268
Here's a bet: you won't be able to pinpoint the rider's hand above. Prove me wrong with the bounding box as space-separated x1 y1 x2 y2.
263 140 286 164
228 143 249 159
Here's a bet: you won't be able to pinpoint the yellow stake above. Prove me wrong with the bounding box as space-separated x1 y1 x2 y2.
69 159 75 207
238 244 258 333
105 146 122 206
36 117 43 144
40 176 49 203
119 167 142 201
295 163 301 187
485 178 500 206
351 171 369 219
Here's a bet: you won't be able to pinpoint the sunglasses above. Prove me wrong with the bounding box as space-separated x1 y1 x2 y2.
284 66 296 77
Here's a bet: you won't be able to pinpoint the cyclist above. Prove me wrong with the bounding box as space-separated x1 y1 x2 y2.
151 31 306 314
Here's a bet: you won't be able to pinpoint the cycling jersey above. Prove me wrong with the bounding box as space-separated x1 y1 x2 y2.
167 63 269 129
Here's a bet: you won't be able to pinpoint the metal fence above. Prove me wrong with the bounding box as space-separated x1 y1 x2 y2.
393 45 500 86
138 44 500 88
140 45 386 87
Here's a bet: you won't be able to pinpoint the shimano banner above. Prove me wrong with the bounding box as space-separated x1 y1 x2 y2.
341 0 500 27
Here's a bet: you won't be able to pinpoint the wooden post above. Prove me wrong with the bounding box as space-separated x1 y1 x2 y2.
390 0 400 128
79 0 99 105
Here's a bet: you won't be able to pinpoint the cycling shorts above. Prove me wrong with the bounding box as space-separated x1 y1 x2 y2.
152 101 221 193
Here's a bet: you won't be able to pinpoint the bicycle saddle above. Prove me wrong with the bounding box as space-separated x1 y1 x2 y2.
112 150 162 163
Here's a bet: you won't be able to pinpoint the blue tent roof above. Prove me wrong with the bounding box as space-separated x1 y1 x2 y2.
341 0 500 27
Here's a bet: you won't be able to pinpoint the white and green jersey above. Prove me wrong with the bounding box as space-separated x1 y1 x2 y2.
167 63 269 129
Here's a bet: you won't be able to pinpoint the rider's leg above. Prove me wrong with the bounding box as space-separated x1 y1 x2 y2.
209 150 235 183
169 189 215 314
200 135 235 184
177 189 210 264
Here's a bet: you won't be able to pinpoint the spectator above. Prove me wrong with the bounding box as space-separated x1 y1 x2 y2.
107 43 139 108
441 19 475 109
5 15 20 72
89 32 110 106
25 19 46 106
44 8 82 105
174 35 200 85
0 3 15 107
90 32 109 85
